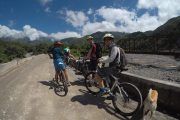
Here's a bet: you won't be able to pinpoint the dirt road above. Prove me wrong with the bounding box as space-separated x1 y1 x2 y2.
0 54 177 120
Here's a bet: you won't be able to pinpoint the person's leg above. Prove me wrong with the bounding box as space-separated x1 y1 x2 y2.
63 69 71 86
95 67 110 95
55 70 60 84
94 73 104 88
55 71 58 80
53 60 59 82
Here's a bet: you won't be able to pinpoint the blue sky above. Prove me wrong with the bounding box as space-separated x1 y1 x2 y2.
0 0 180 40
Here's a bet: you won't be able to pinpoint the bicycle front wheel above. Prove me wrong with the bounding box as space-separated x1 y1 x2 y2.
112 82 142 116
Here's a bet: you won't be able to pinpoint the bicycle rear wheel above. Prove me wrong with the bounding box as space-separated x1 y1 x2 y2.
85 72 100 95
55 71 68 96
112 82 142 116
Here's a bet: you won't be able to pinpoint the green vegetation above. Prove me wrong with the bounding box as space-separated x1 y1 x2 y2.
0 40 53 63
0 39 88 63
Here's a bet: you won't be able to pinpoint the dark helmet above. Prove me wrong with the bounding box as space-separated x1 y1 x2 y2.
54 41 63 47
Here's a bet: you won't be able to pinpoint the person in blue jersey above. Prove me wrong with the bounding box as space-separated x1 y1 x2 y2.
48 41 71 86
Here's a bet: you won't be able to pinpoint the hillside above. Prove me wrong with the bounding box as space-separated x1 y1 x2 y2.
117 16 180 53
154 16 180 36
61 31 127 45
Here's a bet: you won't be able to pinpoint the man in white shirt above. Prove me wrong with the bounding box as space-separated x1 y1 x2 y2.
95 33 120 95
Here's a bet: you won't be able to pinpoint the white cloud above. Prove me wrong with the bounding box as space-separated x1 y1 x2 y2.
82 21 118 35
137 0 180 22
0 25 48 41
44 7 51 13
0 25 21 38
82 7 161 35
0 24 81 40
97 7 136 24
81 1 180 35
60 1 179 35
137 0 157 9
50 31 81 40
39 0 53 6
65 10 89 27
87 8 93 15
23 25 48 40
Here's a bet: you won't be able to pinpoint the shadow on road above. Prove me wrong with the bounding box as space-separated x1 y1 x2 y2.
70 78 85 87
39 80 67 97
71 89 129 120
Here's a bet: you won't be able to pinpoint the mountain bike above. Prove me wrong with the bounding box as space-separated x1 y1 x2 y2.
54 70 68 96
81 59 90 77
84 64 143 116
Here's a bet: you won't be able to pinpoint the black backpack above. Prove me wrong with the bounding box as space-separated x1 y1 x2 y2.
94 42 102 58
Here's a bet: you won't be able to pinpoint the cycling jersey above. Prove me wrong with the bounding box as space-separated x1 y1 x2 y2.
48 47 66 70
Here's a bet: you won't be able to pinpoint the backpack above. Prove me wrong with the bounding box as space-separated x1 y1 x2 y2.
119 47 127 68
94 42 102 58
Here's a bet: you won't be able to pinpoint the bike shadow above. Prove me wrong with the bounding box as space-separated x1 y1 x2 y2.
70 78 85 87
38 80 67 97
71 89 129 120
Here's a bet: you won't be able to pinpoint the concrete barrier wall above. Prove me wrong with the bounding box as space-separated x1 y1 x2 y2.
120 72 180 116
0 57 33 76
0 60 18 76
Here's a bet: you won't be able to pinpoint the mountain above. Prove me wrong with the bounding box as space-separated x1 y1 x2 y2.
61 31 127 45
117 16 180 53
153 16 180 36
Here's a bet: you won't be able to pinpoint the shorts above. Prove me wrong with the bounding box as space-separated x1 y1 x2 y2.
97 67 118 79
53 58 66 71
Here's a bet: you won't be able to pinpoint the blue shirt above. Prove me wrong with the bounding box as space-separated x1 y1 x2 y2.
50 47 64 60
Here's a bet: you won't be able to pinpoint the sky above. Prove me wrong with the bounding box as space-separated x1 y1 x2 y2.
0 0 180 40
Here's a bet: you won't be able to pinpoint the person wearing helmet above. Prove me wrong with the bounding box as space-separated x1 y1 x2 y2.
48 41 71 86
64 47 76 65
85 36 98 71
95 33 120 95
64 47 70 65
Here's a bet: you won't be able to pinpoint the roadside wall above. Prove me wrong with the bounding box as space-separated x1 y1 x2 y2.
0 57 33 76
120 72 180 116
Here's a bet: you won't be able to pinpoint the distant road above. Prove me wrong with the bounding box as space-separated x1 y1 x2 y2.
0 54 177 120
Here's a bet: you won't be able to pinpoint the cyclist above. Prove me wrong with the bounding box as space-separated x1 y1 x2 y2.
94 33 120 95
64 47 76 65
85 36 98 72
48 41 71 86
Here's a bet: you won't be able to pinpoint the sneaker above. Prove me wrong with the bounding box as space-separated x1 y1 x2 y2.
98 88 110 96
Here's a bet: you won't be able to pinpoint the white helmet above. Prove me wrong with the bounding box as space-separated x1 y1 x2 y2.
86 36 93 40
103 33 114 40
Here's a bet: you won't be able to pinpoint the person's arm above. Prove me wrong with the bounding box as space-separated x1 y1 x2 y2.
47 52 53 59
86 47 93 59
101 46 119 63
69 53 76 60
